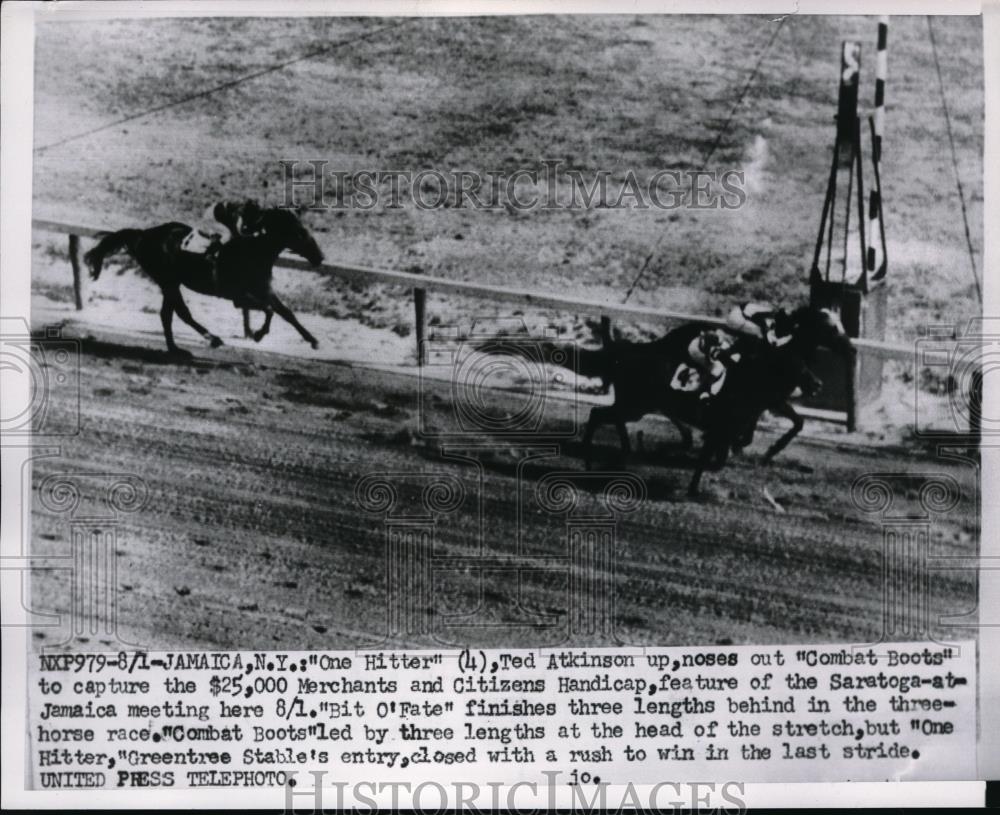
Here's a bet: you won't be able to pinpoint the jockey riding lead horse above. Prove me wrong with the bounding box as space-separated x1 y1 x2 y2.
182 198 263 299
180 198 298 342
84 202 324 355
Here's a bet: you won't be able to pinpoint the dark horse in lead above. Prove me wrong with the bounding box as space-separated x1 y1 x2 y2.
84 207 324 356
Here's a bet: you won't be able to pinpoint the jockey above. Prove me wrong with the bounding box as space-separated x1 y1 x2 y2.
181 199 264 294
182 199 264 254
726 301 793 347
209 199 264 244
684 329 739 401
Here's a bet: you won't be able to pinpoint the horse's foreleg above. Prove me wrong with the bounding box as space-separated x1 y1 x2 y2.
762 401 804 462
169 291 223 349
268 293 317 349
689 431 722 496
252 308 274 343
243 309 253 339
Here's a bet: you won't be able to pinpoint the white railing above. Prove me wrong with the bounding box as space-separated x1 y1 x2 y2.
43 214 973 433
33 215 915 365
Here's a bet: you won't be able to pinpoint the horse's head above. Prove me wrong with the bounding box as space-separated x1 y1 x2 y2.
789 306 855 359
259 207 325 266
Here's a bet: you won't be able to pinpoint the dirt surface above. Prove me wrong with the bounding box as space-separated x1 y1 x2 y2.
28 318 979 652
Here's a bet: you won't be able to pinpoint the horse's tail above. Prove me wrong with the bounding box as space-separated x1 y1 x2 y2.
83 229 143 281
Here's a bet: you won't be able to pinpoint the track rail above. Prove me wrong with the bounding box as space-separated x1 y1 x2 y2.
33 215 916 364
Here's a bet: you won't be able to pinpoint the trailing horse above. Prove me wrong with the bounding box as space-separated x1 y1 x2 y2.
83 207 324 356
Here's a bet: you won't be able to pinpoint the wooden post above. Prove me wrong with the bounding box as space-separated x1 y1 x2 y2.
969 367 982 453
598 315 613 394
413 287 426 366
599 315 611 344
846 353 858 432
68 234 84 311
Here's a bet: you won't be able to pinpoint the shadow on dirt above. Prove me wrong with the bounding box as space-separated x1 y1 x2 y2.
357 425 718 503
75 336 222 368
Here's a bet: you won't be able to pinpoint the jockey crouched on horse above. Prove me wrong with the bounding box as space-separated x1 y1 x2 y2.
673 301 794 401
180 198 264 302
726 301 794 348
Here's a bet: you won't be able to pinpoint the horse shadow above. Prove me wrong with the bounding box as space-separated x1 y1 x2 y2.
74 335 244 371
360 425 720 504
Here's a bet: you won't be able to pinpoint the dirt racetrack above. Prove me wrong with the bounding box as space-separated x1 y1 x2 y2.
28 319 979 652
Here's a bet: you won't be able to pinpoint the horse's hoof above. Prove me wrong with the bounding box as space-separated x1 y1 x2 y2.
309 339 319 350
209 336 224 349
252 332 266 343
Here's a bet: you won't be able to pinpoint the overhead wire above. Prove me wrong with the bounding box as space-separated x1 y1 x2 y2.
927 15 982 304
34 20 411 155
622 16 788 304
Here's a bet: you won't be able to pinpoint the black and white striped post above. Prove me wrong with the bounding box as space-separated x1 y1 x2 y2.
873 16 888 163
867 16 889 280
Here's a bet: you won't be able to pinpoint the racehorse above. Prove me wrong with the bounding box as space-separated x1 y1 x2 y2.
83 207 324 356
580 307 854 494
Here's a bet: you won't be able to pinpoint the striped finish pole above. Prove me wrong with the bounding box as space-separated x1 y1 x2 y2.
867 17 888 278
867 183 880 275
873 16 888 163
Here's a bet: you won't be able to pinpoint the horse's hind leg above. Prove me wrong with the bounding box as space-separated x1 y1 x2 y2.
268 293 318 349
710 443 730 470
616 420 631 460
582 405 614 470
160 299 183 355
670 418 693 450
169 290 223 349
242 307 273 341
252 308 274 343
